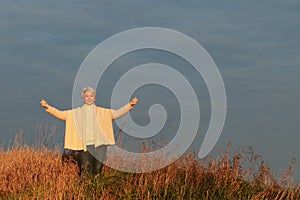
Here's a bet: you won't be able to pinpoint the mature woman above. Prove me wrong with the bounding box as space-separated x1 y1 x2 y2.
40 87 138 176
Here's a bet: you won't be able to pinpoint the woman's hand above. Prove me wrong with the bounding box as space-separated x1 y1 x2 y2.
130 97 138 107
40 99 48 108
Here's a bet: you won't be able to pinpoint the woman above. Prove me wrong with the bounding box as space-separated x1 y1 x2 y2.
40 87 138 176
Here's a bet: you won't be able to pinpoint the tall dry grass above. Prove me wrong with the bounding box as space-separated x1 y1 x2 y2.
0 134 300 199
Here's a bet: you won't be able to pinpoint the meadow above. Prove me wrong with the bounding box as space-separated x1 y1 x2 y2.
1 131 300 199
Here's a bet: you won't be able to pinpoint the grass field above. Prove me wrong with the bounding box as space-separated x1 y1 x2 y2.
0 134 299 199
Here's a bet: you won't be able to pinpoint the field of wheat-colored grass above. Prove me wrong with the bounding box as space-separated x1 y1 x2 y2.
1 132 300 199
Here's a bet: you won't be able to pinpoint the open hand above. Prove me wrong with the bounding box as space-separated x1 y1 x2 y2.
130 97 138 106
40 99 48 108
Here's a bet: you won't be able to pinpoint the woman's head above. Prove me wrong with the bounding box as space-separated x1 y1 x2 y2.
82 87 96 105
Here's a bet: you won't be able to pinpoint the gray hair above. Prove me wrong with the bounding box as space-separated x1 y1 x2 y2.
82 87 96 97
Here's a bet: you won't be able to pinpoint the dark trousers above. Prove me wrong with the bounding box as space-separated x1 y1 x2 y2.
62 145 107 177
62 149 81 176
78 145 107 176
62 148 80 164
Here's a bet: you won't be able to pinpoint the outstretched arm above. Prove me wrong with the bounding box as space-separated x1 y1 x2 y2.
112 97 138 120
40 99 67 121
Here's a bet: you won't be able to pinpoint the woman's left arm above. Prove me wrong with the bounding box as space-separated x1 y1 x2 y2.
112 97 138 119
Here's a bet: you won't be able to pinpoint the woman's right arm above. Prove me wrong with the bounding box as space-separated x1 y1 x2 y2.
40 99 67 121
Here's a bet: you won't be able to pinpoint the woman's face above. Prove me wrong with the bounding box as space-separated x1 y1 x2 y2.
83 90 96 105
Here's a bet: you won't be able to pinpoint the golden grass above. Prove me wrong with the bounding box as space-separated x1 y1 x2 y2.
0 136 299 199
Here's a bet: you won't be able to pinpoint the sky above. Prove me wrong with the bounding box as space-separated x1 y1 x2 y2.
0 0 300 180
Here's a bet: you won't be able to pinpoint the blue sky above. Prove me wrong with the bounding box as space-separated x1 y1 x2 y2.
1 0 300 179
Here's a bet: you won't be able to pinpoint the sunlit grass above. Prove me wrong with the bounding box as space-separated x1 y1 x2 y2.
0 132 299 199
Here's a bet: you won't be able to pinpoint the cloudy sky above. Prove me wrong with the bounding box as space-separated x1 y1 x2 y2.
1 1 300 179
